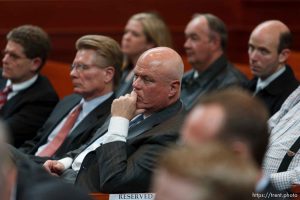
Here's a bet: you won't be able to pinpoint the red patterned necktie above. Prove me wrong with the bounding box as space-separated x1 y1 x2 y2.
0 85 12 109
37 104 83 157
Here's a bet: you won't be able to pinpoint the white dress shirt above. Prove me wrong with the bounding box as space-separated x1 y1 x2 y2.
60 116 129 171
59 114 145 171
6 75 38 100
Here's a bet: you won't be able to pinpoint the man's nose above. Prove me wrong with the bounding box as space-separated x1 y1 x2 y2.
132 77 141 89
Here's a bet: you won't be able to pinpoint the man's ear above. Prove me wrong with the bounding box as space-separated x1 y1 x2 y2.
103 66 115 83
210 34 221 51
279 48 291 63
168 80 180 98
31 57 42 72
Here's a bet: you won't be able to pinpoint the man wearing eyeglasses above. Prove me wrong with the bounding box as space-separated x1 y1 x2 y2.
0 25 59 147
17 35 122 163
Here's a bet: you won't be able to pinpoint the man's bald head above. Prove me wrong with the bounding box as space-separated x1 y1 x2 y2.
248 20 292 79
137 47 184 83
133 47 183 114
252 20 292 53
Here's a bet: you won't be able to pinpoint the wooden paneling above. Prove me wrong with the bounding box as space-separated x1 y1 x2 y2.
0 0 300 65
41 60 73 98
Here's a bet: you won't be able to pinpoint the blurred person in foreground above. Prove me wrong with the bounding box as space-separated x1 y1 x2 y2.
180 88 287 199
153 142 258 200
0 121 92 200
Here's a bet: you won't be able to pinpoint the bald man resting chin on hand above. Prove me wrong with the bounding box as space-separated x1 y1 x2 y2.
43 47 186 193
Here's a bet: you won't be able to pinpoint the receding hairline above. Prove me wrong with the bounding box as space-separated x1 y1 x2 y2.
252 20 290 40
137 47 184 81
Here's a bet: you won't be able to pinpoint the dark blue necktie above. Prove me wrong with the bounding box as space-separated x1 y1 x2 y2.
129 114 144 128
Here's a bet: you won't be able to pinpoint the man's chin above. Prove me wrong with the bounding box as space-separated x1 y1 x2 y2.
136 102 146 110
72 88 82 95
1 69 8 76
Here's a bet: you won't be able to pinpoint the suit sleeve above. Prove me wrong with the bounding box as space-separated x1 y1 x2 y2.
6 77 59 148
65 144 88 159
19 94 79 154
18 99 61 154
95 133 177 193
9 96 58 148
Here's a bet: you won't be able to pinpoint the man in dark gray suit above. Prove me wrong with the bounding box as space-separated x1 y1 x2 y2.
43 47 185 193
18 35 122 161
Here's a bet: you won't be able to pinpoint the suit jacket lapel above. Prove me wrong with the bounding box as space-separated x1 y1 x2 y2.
37 96 81 144
247 78 258 92
67 95 114 140
81 100 183 152
0 76 7 89
81 116 111 150
127 100 183 140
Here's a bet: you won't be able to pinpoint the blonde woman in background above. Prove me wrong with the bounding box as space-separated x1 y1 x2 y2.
116 12 173 97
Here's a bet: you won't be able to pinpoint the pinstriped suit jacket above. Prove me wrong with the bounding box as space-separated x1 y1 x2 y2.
75 100 185 193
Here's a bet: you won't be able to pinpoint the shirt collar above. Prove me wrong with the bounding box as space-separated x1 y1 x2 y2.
193 70 199 79
80 92 113 114
256 66 286 91
7 75 38 92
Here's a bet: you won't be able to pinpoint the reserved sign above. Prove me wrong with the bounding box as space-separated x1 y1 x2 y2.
109 193 155 200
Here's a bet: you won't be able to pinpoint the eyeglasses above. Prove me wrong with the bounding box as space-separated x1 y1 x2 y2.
70 63 105 72
2 50 28 61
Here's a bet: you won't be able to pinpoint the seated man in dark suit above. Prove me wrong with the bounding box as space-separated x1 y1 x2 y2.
17 35 122 161
181 13 247 111
0 25 59 147
180 88 287 199
43 47 185 193
246 20 299 116
0 122 92 200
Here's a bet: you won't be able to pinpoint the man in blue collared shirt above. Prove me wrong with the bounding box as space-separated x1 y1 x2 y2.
17 35 122 161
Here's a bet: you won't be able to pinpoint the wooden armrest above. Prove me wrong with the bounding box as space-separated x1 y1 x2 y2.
291 184 300 193
291 184 300 200
89 193 109 200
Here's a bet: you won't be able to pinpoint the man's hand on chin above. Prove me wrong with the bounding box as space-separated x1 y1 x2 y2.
111 91 145 120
